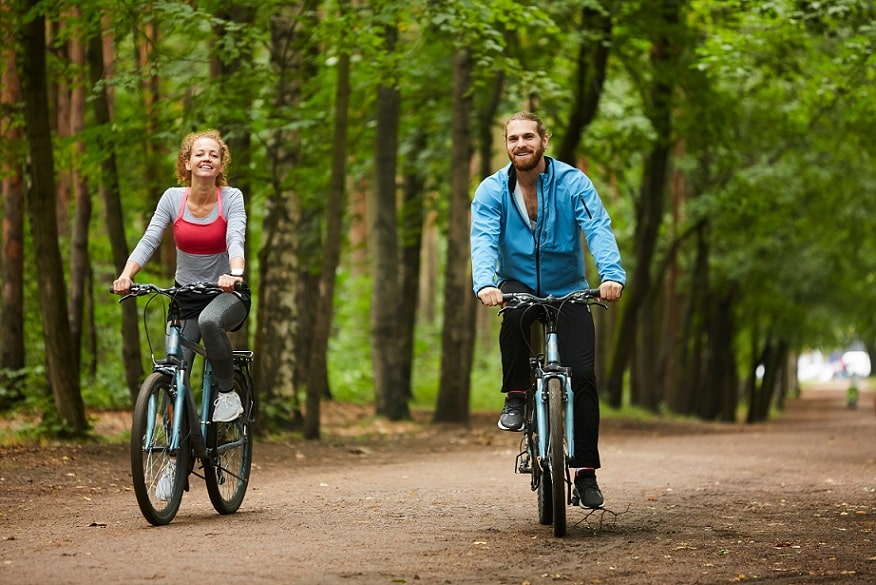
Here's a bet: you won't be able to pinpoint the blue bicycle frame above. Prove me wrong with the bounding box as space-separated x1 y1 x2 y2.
148 320 216 454
533 334 576 465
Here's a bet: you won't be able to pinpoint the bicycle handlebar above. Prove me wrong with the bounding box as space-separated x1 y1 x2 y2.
498 289 606 318
109 282 235 303
501 288 602 306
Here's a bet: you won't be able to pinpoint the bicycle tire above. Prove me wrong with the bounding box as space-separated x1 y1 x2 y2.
547 377 567 537
130 372 191 526
530 398 553 525
204 371 253 514
537 464 553 525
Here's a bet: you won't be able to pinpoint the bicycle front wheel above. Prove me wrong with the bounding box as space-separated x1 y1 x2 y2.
531 397 553 526
547 377 567 537
205 371 253 514
130 372 191 526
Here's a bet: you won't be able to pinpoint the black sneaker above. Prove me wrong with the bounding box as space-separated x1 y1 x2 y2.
498 391 525 432
573 474 604 509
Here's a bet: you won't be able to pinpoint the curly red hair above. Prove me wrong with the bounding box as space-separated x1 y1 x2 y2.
175 129 231 186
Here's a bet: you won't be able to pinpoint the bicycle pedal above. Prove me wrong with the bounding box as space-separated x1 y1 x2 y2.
518 463 532 474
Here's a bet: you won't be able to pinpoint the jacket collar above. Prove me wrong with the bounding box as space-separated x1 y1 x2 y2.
507 156 553 194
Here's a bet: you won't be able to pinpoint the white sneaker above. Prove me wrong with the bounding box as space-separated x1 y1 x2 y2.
155 460 176 501
213 391 243 422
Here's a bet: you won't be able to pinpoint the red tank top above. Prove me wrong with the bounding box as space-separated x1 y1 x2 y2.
173 188 228 255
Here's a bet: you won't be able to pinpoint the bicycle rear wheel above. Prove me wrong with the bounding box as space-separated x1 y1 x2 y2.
130 372 191 526
205 370 253 514
547 377 567 537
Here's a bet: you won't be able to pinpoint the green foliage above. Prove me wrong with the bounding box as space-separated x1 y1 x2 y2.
4 0 876 437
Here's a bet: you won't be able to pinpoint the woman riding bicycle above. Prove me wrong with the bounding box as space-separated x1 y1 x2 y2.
112 129 251 425
470 112 625 509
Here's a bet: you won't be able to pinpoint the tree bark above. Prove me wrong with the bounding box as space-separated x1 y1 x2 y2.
555 2 613 166
18 0 86 434
305 39 352 439
255 2 315 431
370 22 408 421
86 8 142 405
605 0 680 409
64 7 93 378
212 1 258 351
398 130 427 404
434 48 476 424
1 38 26 406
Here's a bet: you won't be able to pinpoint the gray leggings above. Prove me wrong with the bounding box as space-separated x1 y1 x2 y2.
179 293 247 393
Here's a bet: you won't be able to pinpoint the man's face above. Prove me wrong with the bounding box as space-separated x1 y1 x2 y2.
505 120 547 172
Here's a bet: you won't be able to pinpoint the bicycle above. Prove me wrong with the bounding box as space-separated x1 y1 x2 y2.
113 282 255 526
500 288 605 537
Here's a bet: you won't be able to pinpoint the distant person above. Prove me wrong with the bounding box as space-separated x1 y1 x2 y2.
470 111 626 508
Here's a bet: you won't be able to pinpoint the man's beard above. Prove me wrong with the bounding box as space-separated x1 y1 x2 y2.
509 148 544 172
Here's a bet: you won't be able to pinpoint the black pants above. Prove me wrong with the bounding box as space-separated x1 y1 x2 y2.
499 280 600 469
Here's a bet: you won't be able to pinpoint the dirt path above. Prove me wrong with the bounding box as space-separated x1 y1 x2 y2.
1 382 874 585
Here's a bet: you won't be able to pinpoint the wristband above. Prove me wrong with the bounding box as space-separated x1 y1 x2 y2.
230 268 244 277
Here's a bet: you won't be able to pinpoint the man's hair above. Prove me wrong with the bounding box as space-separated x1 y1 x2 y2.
504 111 548 140
175 129 231 187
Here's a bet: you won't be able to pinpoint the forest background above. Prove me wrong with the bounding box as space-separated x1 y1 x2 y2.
1 0 874 439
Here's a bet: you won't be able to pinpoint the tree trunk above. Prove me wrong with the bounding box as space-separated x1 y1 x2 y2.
605 0 680 409
305 40 351 439
708 290 738 422
65 8 92 377
555 2 612 166
135 5 174 279
434 48 476 424
1 42 26 406
398 130 427 403
86 9 142 405
254 2 314 432
18 0 86 434
370 23 408 421
212 1 257 352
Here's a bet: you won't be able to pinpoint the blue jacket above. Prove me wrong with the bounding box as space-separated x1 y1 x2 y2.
471 156 626 296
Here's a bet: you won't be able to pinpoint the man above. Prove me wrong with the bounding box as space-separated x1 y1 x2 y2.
470 112 625 508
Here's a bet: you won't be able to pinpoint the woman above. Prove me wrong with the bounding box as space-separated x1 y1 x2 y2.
113 129 250 425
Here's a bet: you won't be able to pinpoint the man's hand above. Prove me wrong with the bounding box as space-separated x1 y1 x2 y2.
599 281 623 302
477 286 504 307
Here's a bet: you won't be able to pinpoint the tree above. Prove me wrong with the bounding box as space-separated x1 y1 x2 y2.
255 0 318 430
370 13 409 421
605 0 685 411
0 16 25 406
305 0 353 439
86 5 142 404
434 47 476 424
17 0 86 434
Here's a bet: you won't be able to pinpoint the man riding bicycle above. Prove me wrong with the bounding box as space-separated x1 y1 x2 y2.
470 112 625 509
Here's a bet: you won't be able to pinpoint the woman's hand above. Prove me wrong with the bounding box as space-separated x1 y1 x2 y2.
219 273 244 292
113 276 133 295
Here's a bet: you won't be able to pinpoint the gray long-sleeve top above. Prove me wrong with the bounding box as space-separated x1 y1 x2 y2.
128 186 246 285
